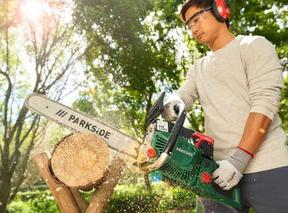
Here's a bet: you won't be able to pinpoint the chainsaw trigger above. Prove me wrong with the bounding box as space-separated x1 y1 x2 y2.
192 132 214 159
192 132 214 148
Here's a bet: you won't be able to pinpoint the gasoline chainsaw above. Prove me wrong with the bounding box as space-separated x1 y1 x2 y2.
24 92 242 209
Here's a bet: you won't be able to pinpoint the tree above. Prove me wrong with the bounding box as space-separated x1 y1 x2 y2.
73 0 189 136
0 0 88 211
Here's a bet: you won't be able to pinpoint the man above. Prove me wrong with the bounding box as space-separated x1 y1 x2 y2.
163 0 288 212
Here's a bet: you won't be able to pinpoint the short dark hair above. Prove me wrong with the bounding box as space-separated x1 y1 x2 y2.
180 0 213 22
180 0 229 28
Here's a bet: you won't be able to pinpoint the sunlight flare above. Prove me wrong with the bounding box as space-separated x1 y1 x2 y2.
20 0 51 21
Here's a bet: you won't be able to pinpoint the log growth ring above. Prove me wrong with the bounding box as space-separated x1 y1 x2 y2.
51 132 110 190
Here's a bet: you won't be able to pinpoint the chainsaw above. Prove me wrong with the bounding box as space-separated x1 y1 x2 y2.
25 92 242 209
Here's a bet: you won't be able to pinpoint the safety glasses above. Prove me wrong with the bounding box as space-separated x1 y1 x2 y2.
185 6 212 30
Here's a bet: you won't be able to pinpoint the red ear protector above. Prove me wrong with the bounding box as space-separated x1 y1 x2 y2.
212 0 230 22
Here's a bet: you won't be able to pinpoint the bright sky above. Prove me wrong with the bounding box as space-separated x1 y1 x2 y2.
20 0 52 21
17 0 87 106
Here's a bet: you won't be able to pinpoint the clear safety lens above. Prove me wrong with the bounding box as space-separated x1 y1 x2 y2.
184 6 211 38
186 10 209 30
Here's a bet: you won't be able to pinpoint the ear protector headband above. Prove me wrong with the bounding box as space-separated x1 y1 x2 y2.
212 0 230 22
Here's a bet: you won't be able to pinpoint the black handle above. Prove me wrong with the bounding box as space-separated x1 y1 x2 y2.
163 104 186 155
147 92 165 125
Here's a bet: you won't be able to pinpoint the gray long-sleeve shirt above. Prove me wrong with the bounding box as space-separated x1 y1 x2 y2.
176 35 288 174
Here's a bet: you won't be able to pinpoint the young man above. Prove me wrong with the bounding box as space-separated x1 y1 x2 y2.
163 0 288 212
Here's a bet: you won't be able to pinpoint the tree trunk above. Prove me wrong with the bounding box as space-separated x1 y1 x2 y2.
144 173 152 191
0 169 11 213
50 133 110 191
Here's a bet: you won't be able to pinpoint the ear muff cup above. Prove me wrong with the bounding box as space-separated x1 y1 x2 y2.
212 0 230 22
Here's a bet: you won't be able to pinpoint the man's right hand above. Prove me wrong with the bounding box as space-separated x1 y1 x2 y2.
162 94 184 121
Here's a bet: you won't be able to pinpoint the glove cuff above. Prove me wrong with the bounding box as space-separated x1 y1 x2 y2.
237 146 254 158
227 148 252 174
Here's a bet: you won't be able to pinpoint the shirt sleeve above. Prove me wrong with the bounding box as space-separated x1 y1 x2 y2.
243 36 284 120
175 64 199 110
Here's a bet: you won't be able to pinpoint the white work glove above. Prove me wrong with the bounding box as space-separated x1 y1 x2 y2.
162 94 184 121
212 148 252 190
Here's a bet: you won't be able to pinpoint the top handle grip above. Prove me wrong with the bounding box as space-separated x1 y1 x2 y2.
162 103 186 155
147 92 165 125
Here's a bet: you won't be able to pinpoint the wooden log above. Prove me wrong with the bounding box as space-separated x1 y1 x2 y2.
71 189 89 213
33 151 81 213
50 133 110 190
85 155 125 213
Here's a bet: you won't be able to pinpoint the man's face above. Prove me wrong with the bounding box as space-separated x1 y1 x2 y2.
185 6 220 45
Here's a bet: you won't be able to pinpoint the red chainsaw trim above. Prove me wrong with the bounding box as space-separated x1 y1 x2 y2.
192 132 214 148
147 148 157 158
201 172 212 183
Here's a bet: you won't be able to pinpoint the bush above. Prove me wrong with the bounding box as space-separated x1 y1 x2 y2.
107 184 161 212
107 183 196 212
7 190 61 213
7 183 257 213
7 183 196 213
157 187 196 212
6 200 32 213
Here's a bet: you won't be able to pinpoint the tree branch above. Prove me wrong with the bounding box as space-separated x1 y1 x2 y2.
10 117 41 201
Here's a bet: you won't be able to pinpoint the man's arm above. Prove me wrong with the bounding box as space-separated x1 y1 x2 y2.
212 112 272 190
238 112 271 155
212 36 283 190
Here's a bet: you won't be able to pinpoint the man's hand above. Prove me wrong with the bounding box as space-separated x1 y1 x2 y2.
212 148 252 190
212 160 243 190
162 94 184 121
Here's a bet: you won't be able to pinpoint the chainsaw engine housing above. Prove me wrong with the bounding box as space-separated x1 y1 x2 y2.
142 120 241 209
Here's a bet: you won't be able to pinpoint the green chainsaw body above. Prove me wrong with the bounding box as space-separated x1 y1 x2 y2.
148 123 241 209
142 92 242 209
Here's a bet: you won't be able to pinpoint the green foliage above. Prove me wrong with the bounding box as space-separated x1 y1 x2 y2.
7 183 260 213
157 186 196 212
186 100 205 132
6 190 61 213
279 76 288 134
8 184 197 213
6 200 32 213
107 184 162 213
73 0 288 136
230 0 288 70
108 184 196 213
73 0 189 136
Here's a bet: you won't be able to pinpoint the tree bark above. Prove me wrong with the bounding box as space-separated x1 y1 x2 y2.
71 189 89 213
0 168 11 213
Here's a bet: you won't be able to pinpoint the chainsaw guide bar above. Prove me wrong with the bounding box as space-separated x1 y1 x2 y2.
25 93 141 159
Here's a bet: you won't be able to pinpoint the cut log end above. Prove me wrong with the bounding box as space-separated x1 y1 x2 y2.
51 132 110 190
